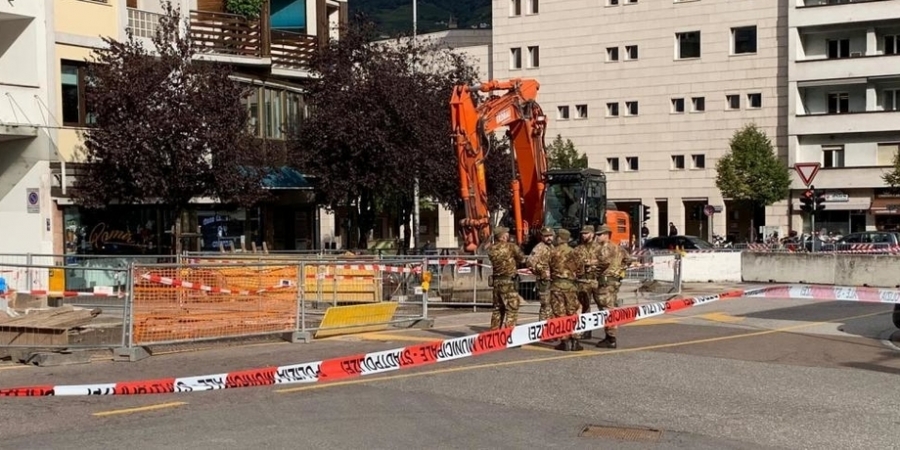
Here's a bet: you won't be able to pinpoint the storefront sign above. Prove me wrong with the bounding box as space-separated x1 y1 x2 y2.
824 190 849 202
88 223 138 249
874 189 900 199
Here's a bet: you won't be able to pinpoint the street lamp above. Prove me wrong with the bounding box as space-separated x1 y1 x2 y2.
412 0 421 251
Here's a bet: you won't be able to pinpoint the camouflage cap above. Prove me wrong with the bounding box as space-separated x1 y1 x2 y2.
540 227 555 237
580 225 595 234
494 226 510 237
556 228 571 239
596 224 612 235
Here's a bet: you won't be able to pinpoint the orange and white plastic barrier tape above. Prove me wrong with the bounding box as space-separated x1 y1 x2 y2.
2 283 897 397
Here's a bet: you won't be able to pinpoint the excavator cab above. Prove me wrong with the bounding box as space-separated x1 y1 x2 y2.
542 168 630 246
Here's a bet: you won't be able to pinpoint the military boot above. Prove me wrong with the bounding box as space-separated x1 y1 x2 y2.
570 338 584 351
595 336 617 349
555 339 573 351
583 330 593 340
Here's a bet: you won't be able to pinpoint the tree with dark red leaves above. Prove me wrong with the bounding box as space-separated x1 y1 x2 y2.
291 15 512 250
74 1 269 254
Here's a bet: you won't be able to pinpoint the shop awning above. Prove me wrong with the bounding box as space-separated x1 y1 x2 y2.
261 166 313 190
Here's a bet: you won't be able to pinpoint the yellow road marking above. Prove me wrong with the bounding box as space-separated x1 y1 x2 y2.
277 310 885 394
697 312 745 323
343 333 444 343
93 402 187 417
0 365 30 371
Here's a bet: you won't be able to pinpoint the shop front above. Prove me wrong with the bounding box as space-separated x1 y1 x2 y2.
872 189 900 232
792 189 869 235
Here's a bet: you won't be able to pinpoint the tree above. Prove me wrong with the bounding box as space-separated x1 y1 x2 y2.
546 134 587 170
716 123 791 240
290 15 495 250
74 1 268 254
883 147 900 191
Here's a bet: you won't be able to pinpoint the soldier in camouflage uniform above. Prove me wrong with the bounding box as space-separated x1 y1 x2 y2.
527 227 555 321
547 228 584 351
572 225 602 339
487 226 526 330
594 224 633 348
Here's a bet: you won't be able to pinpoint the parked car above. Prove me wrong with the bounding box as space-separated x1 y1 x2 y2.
834 231 900 248
893 304 900 329
642 235 714 251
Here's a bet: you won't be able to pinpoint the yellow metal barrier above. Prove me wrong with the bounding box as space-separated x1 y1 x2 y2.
49 267 65 292
314 303 399 338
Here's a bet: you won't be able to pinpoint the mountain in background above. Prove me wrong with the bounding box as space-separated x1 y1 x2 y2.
349 0 492 37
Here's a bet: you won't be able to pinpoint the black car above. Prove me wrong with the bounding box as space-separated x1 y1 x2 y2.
642 235 714 251
894 304 900 329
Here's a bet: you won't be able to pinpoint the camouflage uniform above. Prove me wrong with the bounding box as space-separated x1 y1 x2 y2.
548 229 584 351
595 225 632 348
527 227 555 321
573 225 602 338
487 227 526 330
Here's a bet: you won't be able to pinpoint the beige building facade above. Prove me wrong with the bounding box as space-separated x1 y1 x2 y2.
491 0 790 242
788 0 900 235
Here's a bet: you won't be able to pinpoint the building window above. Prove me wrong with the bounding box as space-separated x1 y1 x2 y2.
558 105 569 120
606 102 619 117
527 46 540 68
827 92 849 114
726 94 740 110
747 93 762 109
625 156 639 171
671 155 685 169
607 157 620 172
625 45 638 60
691 96 705 112
607 0 619 5
671 98 685 113
676 31 701 59
510 0 521 16
625 101 638 116
510 47 522 69
528 0 539 14
626 0 637 3
692 154 706 169
877 143 899 166
241 84 306 140
823 145 845 168
732 26 757 54
884 89 899 111
61 61 96 127
886 35 899 55
575 104 588 119
606 47 619 62
826 39 850 59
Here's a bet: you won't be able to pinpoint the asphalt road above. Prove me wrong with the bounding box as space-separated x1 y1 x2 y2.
0 288 898 450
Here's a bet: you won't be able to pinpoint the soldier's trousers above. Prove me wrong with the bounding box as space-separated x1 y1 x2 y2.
536 280 551 321
596 279 622 338
577 279 600 314
549 280 581 339
490 279 520 330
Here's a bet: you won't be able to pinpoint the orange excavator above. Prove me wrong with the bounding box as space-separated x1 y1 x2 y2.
450 78 632 253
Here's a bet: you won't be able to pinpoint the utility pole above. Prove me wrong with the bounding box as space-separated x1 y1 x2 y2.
412 0 421 251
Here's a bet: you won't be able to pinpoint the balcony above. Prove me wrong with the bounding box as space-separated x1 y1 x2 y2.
793 54 900 81
792 110 900 135
188 10 318 75
793 0 900 28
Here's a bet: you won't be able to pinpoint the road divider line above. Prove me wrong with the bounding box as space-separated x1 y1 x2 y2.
1 283 896 398
276 310 887 394
92 401 187 417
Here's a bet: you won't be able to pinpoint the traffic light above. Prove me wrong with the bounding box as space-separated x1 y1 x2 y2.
799 189 814 213
814 190 827 211
642 204 651 223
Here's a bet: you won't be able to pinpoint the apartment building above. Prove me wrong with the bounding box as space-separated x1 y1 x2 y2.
788 0 900 235
0 0 54 254
492 0 788 242
47 0 345 256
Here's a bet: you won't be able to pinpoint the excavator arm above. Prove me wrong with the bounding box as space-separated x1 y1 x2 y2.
450 78 549 253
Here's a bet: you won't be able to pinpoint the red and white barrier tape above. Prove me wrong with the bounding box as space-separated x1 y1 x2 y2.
139 273 293 295
185 259 416 273
2 283 897 397
0 289 122 298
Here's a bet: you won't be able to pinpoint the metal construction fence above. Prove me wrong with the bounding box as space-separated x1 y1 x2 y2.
0 250 686 358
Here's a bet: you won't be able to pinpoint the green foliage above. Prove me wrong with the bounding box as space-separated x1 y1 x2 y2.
715 124 791 206
546 134 587 170
883 147 900 190
225 0 263 19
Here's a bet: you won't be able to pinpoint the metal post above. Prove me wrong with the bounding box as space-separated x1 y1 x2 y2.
411 0 419 251
421 258 428 320
25 253 32 289
298 262 307 336
810 185 817 253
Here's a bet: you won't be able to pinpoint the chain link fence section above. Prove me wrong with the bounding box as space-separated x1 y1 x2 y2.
620 252 683 304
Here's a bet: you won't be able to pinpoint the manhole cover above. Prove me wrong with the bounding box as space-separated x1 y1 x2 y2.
579 425 663 442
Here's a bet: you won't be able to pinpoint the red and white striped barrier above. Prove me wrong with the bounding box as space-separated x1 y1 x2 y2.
185 259 417 274
0 289 122 298
2 283 897 397
139 273 293 295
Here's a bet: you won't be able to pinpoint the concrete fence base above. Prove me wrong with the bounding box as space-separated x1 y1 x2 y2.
741 253 900 288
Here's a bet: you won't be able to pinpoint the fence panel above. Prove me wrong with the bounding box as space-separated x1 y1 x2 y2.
0 262 128 349
131 262 300 346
